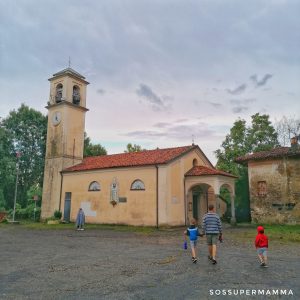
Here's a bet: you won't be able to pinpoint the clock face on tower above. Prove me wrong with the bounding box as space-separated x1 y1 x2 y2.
52 111 62 126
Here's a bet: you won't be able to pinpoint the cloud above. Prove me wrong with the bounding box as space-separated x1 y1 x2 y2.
123 121 216 141
153 122 171 128
226 83 247 95
250 74 273 87
208 102 222 108
230 98 256 105
136 84 171 111
167 124 215 139
175 118 189 123
232 106 249 113
230 98 256 114
122 130 166 138
97 89 105 94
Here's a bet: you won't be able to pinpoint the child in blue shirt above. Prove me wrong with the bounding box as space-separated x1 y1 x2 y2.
184 218 203 263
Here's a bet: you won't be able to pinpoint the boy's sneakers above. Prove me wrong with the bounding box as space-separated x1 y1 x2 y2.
260 262 268 268
208 255 213 261
192 257 197 263
212 259 217 264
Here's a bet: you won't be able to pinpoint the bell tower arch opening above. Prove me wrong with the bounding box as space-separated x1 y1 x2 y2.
55 83 63 103
72 85 80 105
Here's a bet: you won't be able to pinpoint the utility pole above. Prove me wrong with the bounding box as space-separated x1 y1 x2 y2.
12 152 20 223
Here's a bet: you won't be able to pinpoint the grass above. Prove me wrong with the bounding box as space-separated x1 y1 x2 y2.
233 223 300 243
0 219 157 234
1 220 299 242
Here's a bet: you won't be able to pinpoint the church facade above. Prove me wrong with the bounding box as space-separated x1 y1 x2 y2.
41 68 237 226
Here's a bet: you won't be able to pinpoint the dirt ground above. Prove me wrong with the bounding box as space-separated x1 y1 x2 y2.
0 225 299 300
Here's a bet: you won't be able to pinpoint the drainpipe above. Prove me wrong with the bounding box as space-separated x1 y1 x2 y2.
230 193 236 225
184 177 187 226
59 171 63 212
156 165 159 228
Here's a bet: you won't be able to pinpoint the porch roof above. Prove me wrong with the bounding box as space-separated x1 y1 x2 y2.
185 166 237 178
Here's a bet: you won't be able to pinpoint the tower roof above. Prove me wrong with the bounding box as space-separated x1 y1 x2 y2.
51 67 86 80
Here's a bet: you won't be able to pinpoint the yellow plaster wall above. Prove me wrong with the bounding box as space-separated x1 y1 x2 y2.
46 105 85 159
61 166 157 226
158 148 211 226
59 147 217 226
62 105 85 159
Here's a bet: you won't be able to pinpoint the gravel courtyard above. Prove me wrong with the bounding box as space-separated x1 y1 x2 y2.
0 225 299 300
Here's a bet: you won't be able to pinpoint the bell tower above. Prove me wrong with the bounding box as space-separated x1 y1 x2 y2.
41 68 89 219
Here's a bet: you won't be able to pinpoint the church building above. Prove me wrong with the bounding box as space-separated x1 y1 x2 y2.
41 68 237 226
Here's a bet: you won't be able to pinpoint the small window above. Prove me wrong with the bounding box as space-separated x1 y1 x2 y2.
119 197 127 203
193 158 198 167
257 181 267 196
72 85 80 105
56 84 63 103
88 181 100 191
130 179 145 190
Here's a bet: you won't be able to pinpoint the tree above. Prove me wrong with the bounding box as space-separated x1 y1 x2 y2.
0 126 15 209
0 106 107 210
274 116 300 146
215 113 279 175
124 143 145 153
247 113 279 152
215 119 249 176
215 113 279 222
83 132 107 157
0 104 47 208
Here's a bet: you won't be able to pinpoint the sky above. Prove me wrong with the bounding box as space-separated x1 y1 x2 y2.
0 0 299 165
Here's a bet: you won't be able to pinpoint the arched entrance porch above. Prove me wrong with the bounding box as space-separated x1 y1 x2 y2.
218 183 236 224
184 166 237 225
187 184 222 223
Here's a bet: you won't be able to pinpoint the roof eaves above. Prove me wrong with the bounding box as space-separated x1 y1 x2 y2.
185 172 237 178
62 162 162 173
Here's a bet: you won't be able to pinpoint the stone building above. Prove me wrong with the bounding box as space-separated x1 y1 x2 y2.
236 140 300 224
41 68 236 226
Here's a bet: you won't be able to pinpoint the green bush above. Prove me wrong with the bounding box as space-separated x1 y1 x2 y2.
8 203 41 220
0 189 6 211
54 210 62 220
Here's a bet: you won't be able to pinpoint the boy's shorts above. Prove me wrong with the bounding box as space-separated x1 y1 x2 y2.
190 240 197 248
257 247 267 256
206 234 218 245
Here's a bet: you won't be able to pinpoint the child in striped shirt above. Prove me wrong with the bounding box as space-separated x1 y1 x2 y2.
202 204 222 264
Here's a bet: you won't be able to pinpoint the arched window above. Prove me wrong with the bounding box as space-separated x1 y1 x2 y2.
55 84 63 103
193 158 198 167
88 181 100 191
130 179 145 190
72 85 80 105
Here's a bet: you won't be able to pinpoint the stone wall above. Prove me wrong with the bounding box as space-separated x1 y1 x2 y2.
248 158 300 224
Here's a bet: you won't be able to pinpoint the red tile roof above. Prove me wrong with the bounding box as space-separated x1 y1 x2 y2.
64 145 197 172
235 146 300 163
185 166 237 178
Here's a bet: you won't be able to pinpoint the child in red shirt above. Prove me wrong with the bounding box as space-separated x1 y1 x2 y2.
255 225 268 267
